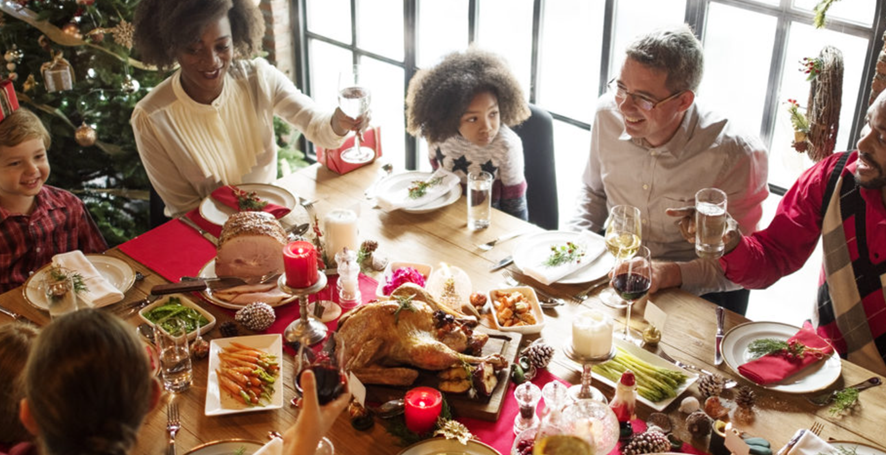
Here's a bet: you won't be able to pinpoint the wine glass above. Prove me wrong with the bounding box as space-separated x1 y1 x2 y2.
293 339 346 455
337 65 373 164
599 205 642 309
610 246 651 344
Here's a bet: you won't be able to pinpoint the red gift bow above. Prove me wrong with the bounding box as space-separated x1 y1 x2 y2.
738 321 834 385
210 185 291 219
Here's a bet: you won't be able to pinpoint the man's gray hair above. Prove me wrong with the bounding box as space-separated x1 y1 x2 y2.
625 24 704 93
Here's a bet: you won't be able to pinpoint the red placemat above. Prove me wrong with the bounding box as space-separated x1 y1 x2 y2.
118 218 216 281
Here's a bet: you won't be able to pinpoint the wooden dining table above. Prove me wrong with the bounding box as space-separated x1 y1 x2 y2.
1 161 884 455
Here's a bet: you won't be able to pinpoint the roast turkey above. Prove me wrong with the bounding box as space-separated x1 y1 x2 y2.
335 283 507 386
215 211 286 278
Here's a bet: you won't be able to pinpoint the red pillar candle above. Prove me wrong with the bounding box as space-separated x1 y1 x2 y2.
404 386 442 434
283 241 318 288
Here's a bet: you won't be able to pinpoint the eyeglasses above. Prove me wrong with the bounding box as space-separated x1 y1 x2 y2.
608 79 684 112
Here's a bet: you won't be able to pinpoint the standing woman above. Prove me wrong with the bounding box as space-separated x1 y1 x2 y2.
132 0 366 217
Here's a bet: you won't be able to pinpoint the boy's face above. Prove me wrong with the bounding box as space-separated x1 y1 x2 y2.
458 91 501 147
0 138 50 200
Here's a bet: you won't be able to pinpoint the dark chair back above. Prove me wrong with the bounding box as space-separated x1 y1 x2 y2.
512 103 558 230
149 186 171 229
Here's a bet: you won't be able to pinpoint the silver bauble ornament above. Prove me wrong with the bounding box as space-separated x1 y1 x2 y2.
121 75 140 94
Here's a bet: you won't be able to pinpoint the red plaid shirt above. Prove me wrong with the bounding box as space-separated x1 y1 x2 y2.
0 185 107 293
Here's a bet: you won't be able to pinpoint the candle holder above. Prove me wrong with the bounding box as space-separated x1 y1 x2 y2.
281 272 329 346
564 343 616 403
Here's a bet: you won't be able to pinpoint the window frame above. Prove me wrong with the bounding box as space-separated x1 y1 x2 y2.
292 0 886 195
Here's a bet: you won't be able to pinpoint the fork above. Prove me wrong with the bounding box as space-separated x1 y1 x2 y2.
501 270 571 307
657 348 737 389
573 275 612 301
476 230 530 251
166 402 180 455
809 421 824 436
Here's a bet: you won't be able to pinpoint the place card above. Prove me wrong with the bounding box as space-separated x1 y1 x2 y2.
349 371 367 407
644 300 668 330
725 423 750 455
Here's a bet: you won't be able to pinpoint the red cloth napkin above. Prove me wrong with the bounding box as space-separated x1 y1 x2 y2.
459 370 705 455
210 185 291 219
738 321 835 385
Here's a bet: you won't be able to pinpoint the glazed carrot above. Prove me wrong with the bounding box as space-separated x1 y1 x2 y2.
217 372 250 405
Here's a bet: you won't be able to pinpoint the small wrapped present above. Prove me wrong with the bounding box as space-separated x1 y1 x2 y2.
0 78 20 123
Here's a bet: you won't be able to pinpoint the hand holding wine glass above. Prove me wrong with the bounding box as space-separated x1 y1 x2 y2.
337 65 373 164
611 245 651 344
284 369 351 455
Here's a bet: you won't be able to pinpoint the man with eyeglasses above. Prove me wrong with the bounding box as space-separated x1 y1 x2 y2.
569 24 769 315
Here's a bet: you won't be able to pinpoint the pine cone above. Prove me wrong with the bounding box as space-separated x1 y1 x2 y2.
522 340 554 370
735 385 756 409
235 302 276 331
360 240 378 254
219 321 239 337
685 411 712 438
623 429 671 455
697 373 726 398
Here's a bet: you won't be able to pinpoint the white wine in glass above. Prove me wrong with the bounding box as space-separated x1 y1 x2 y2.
599 205 642 309
337 65 373 164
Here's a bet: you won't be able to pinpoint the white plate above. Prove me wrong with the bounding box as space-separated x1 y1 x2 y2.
831 441 886 455
582 339 698 412
397 438 502 455
488 286 545 334
22 254 135 310
184 439 265 455
376 171 462 214
138 294 217 341
198 260 297 310
205 334 284 416
513 231 613 284
199 184 297 227
376 261 433 298
721 321 842 393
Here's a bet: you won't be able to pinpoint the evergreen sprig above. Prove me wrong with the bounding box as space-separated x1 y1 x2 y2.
234 188 269 211
393 293 417 324
407 176 443 199
747 338 828 360
828 387 859 416
381 395 452 446
48 267 88 295
543 241 585 267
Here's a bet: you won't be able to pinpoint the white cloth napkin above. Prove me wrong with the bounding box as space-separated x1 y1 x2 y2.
51 251 124 308
521 233 606 285
253 437 283 455
785 430 835 455
376 168 460 211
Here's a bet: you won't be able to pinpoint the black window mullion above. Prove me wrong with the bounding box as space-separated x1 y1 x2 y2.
528 0 543 104
351 0 359 64
469 0 479 43
847 0 885 149
598 0 616 97
405 0 418 170
759 3 791 152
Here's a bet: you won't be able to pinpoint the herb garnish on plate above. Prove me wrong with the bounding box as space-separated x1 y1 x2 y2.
407 176 443 199
543 241 585 267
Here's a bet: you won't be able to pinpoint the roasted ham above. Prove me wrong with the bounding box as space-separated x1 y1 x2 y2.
215 211 287 278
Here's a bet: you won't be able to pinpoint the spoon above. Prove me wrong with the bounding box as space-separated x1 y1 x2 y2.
287 223 311 239
370 398 404 419
365 163 394 199
137 323 155 345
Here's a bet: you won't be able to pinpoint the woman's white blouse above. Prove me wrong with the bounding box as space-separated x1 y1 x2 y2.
132 58 345 217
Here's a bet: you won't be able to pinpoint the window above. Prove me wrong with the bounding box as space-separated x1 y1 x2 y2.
295 0 884 227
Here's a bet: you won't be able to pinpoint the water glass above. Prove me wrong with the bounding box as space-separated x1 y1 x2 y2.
695 188 728 258
154 317 193 392
467 171 493 231
43 268 78 319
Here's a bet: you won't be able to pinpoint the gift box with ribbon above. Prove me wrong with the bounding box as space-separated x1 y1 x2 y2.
316 126 382 175
1 79 20 123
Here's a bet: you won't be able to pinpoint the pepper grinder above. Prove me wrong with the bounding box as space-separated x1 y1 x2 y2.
513 381 541 435
335 248 361 310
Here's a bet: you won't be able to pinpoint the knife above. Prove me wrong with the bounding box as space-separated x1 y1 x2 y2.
489 255 513 272
714 306 725 366
179 216 219 246
0 304 34 324
150 277 248 295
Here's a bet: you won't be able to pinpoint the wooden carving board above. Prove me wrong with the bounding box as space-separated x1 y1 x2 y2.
363 325 522 422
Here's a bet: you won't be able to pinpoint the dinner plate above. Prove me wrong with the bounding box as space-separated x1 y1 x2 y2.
199 183 298 226
205 334 284 416
830 441 886 455
721 321 842 393
376 171 462 214
579 338 698 412
198 260 297 310
513 231 613 284
184 439 265 455
397 438 502 455
22 254 135 310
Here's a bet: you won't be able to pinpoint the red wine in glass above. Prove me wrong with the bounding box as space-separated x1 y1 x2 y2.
295 362 347 405
611 272 651 301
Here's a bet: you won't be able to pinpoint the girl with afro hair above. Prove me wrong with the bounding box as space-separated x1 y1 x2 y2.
406 47 531 220
131 0 367 218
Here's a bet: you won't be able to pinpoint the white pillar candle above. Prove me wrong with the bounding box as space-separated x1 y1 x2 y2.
324 209 359 260
572 310 613 358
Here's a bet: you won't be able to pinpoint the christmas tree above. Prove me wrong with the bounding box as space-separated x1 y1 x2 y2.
1 0 308 246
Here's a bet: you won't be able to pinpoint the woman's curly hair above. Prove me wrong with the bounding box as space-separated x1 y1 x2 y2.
133 0 264 70
406 47 530 144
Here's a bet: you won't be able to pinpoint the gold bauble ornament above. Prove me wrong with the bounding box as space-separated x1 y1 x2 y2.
23 74 37 92
62 23 82 40
75 123 97 147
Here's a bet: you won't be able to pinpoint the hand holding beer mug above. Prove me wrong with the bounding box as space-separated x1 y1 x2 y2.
666 188 740 257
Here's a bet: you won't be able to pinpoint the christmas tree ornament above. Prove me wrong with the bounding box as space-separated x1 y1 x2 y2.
4 47 23 64
22 74 37 92
121 74 139 94
75 123 97 147
642 323 662 346
610 369 637 440
433 419 475 445
219 321 239 337
111 19 135 49
685 411 712 438
41 51 75 92
6 72 16 81
622 428 671 455
697 373 726 398
76 0 95 5
704 396 728 419
61 22 82 40
521 339 554 371
235 302 276 331
646 412 672 433
678 396 700 414
6 62 15 72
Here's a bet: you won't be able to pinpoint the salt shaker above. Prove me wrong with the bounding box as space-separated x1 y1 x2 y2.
336 248 361 310
513 381 541 435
